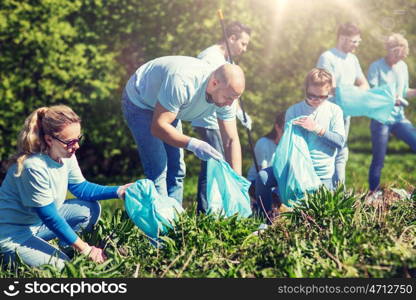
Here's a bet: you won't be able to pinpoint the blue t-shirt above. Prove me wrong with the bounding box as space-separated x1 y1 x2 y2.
197 45 228 68
124 56 235 122
367 58 409 124
285 100 345 180
246 137 277 181
317 48 365 87
0 153 85 226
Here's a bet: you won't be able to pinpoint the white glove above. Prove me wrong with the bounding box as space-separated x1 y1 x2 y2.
396 97 409 107
236 108 252 130
186 138 223 161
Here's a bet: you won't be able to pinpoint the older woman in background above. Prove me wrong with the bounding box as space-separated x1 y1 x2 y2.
367 33 416 194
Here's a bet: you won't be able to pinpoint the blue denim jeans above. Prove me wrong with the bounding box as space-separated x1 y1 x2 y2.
255 167 333 211
0 199 101 270
122 94 186 203
193 126 225 213
369 119 416 191
333 116 350 187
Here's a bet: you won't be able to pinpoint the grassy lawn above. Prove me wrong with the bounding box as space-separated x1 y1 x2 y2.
2 116 415 278
2 188 415 278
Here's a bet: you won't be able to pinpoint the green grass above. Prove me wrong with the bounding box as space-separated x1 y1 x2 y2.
1 188 415 278
2 116 415 278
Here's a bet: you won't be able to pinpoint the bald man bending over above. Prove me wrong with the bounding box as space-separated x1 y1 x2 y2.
122 56 245 203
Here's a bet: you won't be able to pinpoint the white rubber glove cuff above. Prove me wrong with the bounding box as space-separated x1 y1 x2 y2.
186 138 223 161
116 186 123 199
236 108 252 130
398 97 409 107
186 137 200 153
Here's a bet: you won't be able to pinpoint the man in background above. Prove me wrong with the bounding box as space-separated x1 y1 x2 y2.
316 22 369 187
193 21 252 213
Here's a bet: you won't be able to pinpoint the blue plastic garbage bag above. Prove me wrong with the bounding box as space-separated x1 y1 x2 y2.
334 84 395 123
206 158 252 217
272 117 322 206
124 179 184 241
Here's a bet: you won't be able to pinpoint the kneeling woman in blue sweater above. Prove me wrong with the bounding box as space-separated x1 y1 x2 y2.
0 105 131 269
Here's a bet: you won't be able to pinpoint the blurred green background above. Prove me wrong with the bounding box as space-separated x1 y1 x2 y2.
1 0 415 208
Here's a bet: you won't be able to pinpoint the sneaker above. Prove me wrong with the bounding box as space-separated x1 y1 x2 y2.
365 190 383 206
251 223 269 236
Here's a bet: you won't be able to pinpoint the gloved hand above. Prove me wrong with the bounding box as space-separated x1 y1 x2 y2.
81 245 107 263
236 108 252 130
117 183 134 200
186 138 223 161
395 97 409 107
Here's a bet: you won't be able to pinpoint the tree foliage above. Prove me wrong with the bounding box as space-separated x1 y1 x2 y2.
1 0 415 183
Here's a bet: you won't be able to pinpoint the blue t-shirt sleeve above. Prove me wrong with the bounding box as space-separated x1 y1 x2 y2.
35 202 78 245
157 75 190 113
68 181 119 201
68 155 85 184
322 130 345 149
367 62 379 88
20 167 53 207
216 104 235 120
316 53 334 76
322 106 345 149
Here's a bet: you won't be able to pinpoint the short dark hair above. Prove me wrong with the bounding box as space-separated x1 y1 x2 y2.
222 21 251 41
337 22 360 39
265 111 286 141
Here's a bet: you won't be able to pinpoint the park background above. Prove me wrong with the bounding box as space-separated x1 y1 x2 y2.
0 0 415 278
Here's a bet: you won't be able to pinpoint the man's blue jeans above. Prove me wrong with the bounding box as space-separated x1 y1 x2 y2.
193 126 224 213
0 199 101 270
369 119 416 191
333 116 350 187
255 167 333 212
122 95 186 203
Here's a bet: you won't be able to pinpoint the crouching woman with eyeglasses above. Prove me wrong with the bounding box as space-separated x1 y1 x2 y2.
0 105 132 270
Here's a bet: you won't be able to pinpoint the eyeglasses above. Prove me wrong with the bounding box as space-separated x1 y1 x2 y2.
306 92 331 101
52 135 83 148
390 46 408 57
347 38 362 45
